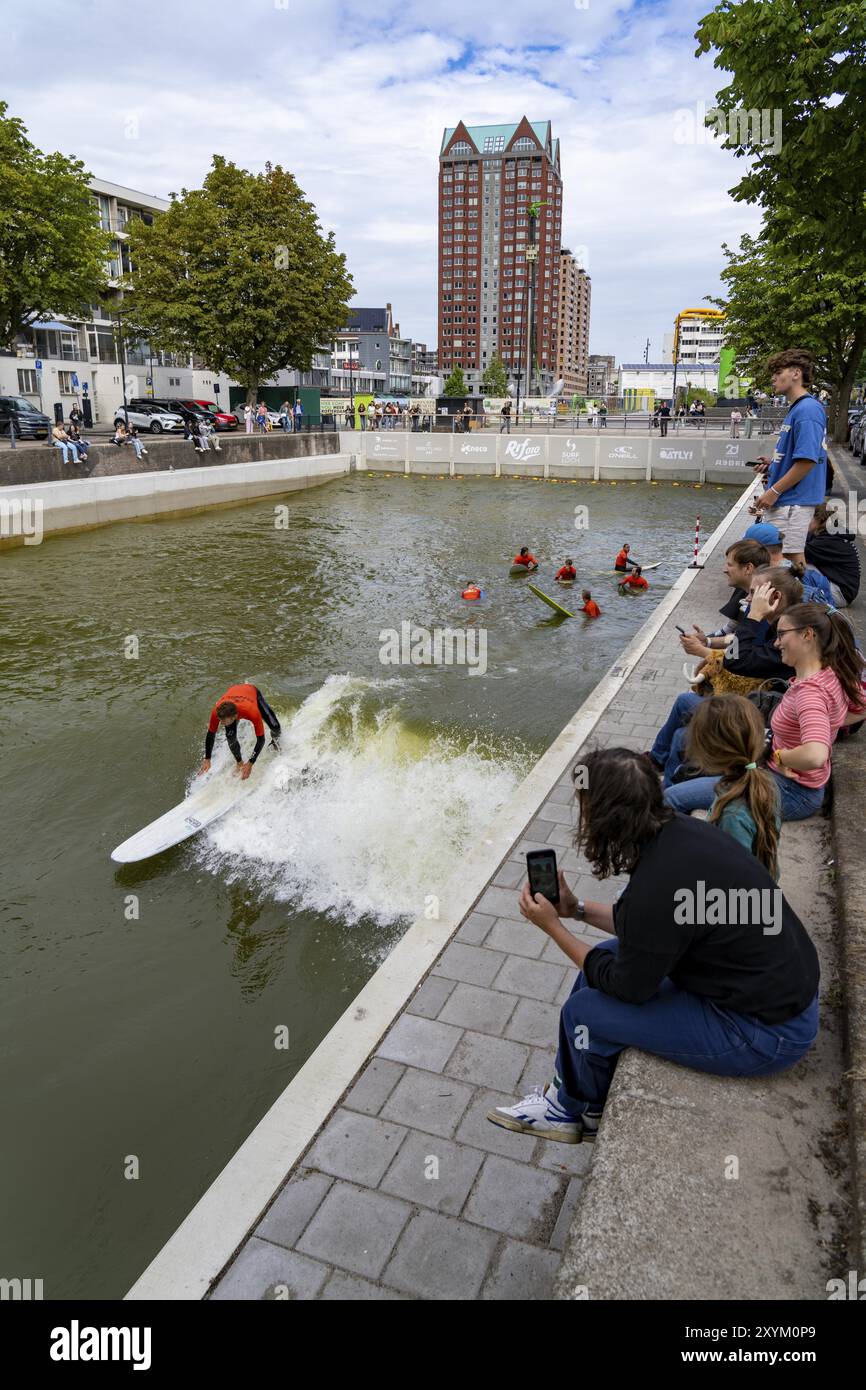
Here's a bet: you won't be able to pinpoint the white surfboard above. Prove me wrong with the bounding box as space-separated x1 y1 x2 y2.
111 766 260 864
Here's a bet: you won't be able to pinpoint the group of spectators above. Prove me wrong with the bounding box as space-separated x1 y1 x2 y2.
242 401 305 434
348 401 422 431
486 346 863 1151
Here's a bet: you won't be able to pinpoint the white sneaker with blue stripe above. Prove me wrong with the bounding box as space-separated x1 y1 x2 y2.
488 1084 595 1144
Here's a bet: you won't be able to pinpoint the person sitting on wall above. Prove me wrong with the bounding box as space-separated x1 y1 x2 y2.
486 748 819 1146
804 503 861 609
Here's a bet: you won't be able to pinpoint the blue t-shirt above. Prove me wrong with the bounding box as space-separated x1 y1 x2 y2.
767 394 827 506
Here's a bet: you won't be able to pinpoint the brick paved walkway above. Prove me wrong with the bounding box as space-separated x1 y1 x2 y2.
209 501 749 1301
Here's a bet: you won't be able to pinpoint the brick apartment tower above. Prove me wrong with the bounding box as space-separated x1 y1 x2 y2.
556 250 591 396
438 119 563 397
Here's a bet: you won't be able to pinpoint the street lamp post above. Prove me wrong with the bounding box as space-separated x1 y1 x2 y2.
510 366 524 424
113 316 129 425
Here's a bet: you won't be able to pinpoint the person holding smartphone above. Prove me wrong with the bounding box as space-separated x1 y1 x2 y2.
487 747 819 1145
748 348 827 568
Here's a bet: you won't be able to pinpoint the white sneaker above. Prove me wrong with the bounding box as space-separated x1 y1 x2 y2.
487 1084 585 1144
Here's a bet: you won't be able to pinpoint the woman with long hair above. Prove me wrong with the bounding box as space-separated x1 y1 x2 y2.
685 696 780 879
487 747 819 1145
665 603 865 818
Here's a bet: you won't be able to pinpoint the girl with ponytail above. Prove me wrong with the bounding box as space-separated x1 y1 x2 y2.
685 696 781 879
666 604 865 820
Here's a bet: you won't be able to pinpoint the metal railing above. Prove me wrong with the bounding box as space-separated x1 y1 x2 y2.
326 410 783 436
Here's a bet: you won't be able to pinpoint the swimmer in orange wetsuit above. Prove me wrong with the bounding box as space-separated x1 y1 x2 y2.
199 683 281 780
614 544 633 572
619 566 649 593
513 547 538 569
555 559 577 582
580 589 601 617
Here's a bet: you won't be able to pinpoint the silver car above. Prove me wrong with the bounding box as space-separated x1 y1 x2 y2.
113 405 185 433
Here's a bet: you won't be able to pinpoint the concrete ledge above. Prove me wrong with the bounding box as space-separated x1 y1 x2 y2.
0 453 350 545
0 430 339 487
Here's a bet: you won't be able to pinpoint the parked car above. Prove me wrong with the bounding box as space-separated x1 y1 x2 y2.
180 399 238 431
113 404 185 433
0 395 51 439
129 397 213 428
847 408 865 454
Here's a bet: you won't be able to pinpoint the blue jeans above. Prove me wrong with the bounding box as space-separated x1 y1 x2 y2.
280 416 291 432
53 440 73 464
650 691 703 781
555 939 819 1117
664 768 825 819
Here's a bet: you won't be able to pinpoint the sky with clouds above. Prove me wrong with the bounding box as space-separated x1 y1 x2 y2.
6 0 763 363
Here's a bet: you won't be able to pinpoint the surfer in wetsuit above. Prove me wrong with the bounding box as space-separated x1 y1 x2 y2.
555 559 577 582
614 544 635 572
513 547 538 570
199 683 281 780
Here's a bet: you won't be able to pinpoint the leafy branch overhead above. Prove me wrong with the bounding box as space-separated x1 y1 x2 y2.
124 156 354 403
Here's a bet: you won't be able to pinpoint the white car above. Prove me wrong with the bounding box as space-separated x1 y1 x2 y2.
113 405 185 433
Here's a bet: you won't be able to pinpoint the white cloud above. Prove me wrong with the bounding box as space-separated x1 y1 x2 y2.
5 0 762 360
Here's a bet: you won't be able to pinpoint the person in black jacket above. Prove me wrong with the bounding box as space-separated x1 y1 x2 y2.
805 503 860 608
488 748 819 1144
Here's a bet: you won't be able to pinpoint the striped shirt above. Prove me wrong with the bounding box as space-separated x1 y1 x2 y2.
770 667 861 788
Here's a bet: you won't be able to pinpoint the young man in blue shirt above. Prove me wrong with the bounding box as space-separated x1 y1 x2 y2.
751 348 827 568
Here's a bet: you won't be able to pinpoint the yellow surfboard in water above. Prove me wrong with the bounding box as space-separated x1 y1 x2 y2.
527 583 575 618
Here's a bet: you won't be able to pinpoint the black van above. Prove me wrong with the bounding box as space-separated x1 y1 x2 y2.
0 395 51 440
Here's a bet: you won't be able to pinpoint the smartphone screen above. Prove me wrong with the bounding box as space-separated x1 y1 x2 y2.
526 849 559 905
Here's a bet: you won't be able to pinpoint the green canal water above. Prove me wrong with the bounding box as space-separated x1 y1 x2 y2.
0 474 733 1297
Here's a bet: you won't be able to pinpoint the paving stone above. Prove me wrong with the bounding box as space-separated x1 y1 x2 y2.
549 1177 586 1251
544 823 576 848
297 1182 411 1279
464 1154 565 1241
482 1239 563 1300
444 1030 529 1092
455 911 495 945
517 1046 558 1093
432 941 506 987
525 815 559 841
541 928 582 963
377 1012 462 1071
504 996 562 1048
381 1065 475 1138
538 801 576 826
544 780 575 805
379 1129 484 1215
406 975 456 1019
439 982 518 1035
305 1109 407 1186
537 1137 596 1177
343 1058 405 1115
492 859 526 890
320 1272 409 1300
454 1088 540 1160
383 1210 498 1300
210 1238 328 1301
486 917 546 959
554 968 580 1006
255 1169 332 1248
475 884 524 919
492 954 567 1003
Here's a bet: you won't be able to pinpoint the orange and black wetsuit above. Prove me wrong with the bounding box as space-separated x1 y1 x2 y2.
555 565 576 581
205 683 280 765
614 549 631 572
513 553 538 568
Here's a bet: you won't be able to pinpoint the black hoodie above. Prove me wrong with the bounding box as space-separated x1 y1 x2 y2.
804 530 860 604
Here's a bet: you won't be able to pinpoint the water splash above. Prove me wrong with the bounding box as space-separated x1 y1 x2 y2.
199 675 531 925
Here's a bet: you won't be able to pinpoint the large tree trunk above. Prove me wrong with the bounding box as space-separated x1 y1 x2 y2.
832 330 866 442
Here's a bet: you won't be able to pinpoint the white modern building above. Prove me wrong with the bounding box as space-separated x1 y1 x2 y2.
618 361 720 408
662 308 726 366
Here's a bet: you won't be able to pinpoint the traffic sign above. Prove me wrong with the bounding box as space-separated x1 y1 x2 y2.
71 372 80 389
35 359 43 369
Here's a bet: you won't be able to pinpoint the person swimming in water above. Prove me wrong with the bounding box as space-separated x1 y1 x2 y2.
199 683 281 780
513 547 538 570
614 543 635 573
555 559 577 582
580 589 601 617
619 566 649 593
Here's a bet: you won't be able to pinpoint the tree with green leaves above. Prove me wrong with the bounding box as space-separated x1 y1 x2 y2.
481 352 509 396
696 0 866 437
124 156 353 406
443 367 468 397
0 102 112 354
709 227 866 435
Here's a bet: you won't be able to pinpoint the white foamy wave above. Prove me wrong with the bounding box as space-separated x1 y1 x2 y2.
197 674 530 925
